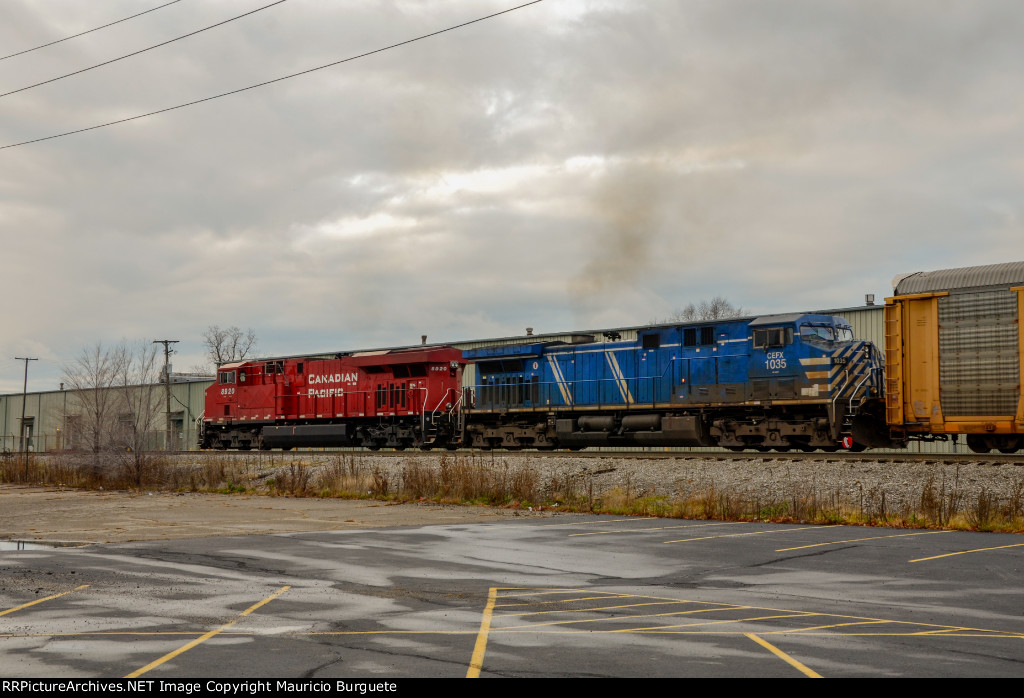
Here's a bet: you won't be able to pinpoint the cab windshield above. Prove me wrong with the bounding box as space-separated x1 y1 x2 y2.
799 325 835 342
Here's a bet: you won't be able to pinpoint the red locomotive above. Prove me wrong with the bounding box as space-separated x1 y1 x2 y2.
199 347 465 450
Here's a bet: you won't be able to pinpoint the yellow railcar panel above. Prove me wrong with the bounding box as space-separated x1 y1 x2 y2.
905 297 944 429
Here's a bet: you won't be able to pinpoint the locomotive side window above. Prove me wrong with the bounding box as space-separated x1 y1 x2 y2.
753 328 793 348
219 371 236 385
684 327 716 347
642 334 660 349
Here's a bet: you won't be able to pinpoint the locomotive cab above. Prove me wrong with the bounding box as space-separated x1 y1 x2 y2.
740 314 885 448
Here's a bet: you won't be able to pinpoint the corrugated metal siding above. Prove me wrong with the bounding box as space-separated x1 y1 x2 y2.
894 261 1024 295
832 307 885 346
937 290 1020 416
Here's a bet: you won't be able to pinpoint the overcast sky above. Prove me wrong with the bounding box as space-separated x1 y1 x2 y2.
2 0 1022 392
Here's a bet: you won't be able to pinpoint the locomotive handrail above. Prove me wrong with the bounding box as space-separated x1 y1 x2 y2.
832 345 875 433
431 392 450 415
448 389 464 416
831 367 852 418
420 388 430 436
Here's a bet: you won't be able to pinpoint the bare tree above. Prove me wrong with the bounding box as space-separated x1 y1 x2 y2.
61 341 165 485
111 341 164 486
663 296 746 323
62 343 120 454
202 325 259 367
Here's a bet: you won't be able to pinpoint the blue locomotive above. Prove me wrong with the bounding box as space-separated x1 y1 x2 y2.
461 313 885 451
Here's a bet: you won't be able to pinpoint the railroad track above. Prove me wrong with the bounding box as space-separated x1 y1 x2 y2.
13 449 1023 465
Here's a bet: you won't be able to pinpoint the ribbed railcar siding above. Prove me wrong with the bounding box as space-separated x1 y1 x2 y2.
937 291 1020 417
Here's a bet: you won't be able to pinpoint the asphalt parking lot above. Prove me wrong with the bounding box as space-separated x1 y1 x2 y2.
2 514 1023 677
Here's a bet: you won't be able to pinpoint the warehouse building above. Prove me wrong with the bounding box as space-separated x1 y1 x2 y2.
0 378 210 454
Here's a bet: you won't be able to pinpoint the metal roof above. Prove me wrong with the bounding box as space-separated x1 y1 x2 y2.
893 261 1024 295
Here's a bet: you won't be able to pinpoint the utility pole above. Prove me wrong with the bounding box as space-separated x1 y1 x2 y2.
14 357 37 478
152 340 179 451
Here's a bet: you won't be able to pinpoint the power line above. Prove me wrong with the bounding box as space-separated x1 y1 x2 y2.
0 0 546 151
0 0 186 62
0 0 289 100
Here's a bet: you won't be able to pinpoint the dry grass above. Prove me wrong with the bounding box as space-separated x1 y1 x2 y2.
3 452 1023 532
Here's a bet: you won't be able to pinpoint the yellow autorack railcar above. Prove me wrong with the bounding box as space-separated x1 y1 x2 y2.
885 262 1024 453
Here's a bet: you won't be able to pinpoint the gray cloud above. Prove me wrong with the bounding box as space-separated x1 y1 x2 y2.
2 0 1023 390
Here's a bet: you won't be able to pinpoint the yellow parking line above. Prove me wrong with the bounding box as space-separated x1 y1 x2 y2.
910 542 1024 563
618 613 820 634
664 527 816 543
496 600 697 618
0 585 89 617
539 518 654 527
494 606 759 631
745 633 823 678
763 620 893 633
776 530 950 551
494 588 628 600
466 587 497 679
124 585 289 678
570 522 745 537
494 594 633 608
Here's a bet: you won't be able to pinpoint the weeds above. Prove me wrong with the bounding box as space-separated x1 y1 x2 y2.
2 453 1023 533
